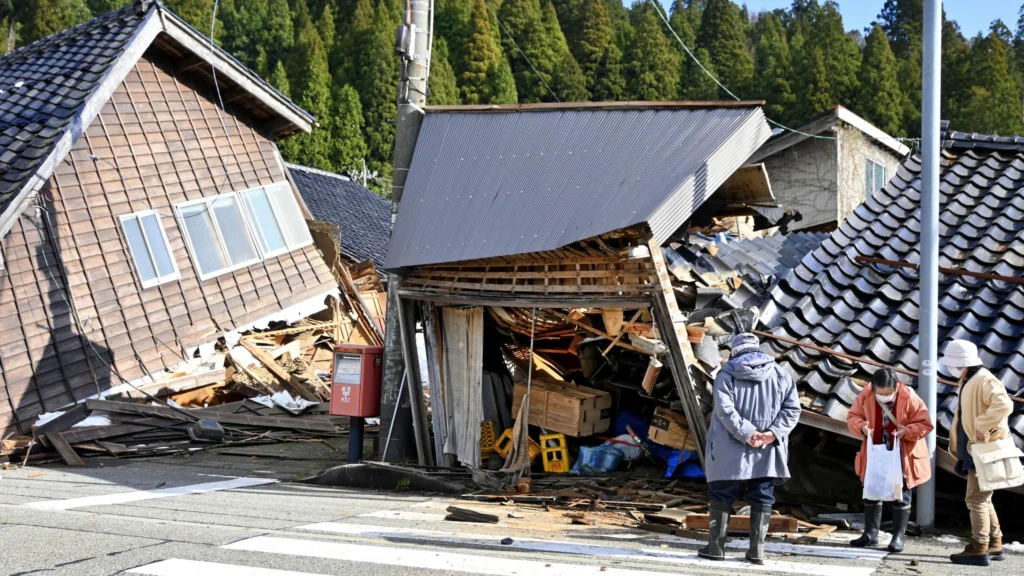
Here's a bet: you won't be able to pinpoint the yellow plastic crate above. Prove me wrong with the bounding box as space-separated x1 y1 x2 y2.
481 421 496 458
494 428 540 461
540 433 570 473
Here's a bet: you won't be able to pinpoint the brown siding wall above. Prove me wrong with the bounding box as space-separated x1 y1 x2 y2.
0 54 335 434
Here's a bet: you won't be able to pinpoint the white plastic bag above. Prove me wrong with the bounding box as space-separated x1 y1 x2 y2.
863 442 903 502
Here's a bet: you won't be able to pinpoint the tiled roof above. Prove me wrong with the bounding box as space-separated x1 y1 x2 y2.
0 4 144 219
703 233 827 282
288 164 391 271
760 135 1024 448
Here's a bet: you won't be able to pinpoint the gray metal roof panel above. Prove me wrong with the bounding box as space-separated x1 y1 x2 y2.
386 106 771 268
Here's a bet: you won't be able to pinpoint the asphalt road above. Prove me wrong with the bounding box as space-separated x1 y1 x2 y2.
0 448 1020 576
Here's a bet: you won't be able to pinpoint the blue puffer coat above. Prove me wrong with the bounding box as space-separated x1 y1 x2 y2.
704 350 801 482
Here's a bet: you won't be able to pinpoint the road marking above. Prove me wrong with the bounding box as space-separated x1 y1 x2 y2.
223 535 689 576
23 477 277 510
128 559 322 576
297 522 877 576
594 532 889 561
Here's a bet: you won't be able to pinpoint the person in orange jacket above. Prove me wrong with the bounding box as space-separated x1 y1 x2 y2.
846 367 934 553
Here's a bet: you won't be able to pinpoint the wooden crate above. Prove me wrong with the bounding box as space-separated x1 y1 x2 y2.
511 378 612 437
648 407 698 451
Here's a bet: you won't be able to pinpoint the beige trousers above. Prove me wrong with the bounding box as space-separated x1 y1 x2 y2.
966 471 1002 543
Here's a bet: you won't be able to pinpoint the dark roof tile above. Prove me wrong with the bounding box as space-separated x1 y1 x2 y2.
765 131 1024 442
288 164 391 272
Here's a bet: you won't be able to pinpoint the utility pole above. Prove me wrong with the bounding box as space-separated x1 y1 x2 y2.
380 0 432 462
917 0 941 530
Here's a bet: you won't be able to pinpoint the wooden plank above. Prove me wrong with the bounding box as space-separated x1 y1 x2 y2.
684 514 798 533
397 289 650 310
338 262 385 344
403 278 653 294
33 403 90 447
602 308 645 356
545 310 649 355
601 308 625 336
792 524 838 544
647 238 707 467
240 339 320 401
83 400 340 433
46 432 85 466
420 302 448 467
411 268 651 280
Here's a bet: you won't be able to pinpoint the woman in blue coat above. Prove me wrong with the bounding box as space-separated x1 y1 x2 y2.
698 333 802 565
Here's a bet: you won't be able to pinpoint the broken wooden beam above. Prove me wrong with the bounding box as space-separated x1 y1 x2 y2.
683 514 798 533
445 506 500 524
46 432 84 466
33 404 90 447
240 339 321 401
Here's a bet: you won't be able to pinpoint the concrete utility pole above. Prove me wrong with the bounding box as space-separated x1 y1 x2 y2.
380 0 432 462
917 0 941 529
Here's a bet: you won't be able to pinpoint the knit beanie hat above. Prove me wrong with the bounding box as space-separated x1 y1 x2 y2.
730 333 760 356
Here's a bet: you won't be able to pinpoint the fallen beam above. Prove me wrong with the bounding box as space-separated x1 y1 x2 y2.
46 432 84 466
683 514 798 533
84 400 340 433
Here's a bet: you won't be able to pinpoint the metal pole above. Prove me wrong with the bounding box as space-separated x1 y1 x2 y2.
917 0 941 530
380 0 432 462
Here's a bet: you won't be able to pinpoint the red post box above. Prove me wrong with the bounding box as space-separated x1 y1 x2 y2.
329 345 383 418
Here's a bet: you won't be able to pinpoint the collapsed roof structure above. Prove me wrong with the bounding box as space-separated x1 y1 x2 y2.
761 124 1024 454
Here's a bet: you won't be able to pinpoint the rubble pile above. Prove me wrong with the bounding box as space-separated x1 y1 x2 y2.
1 317 366 467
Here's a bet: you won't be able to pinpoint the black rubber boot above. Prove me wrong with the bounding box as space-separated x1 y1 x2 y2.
850 501 882 548
697 501 732 561
887 503 911 553
745 502 771 565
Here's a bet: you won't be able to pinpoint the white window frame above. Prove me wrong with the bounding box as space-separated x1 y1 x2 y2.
865 158 887 197
239 182 313 259
175 192 263 281
119 210 180 289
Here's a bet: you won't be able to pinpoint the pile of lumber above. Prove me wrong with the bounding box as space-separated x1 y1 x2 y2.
2 397 356 466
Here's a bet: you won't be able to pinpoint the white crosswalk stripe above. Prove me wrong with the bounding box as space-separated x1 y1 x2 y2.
128 558 322 576
127 519 887 576
222 535 693 576
23 477 277 510
297 522 879 576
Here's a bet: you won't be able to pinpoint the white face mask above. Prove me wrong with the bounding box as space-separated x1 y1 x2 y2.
947 366 963 379
875 392 895 404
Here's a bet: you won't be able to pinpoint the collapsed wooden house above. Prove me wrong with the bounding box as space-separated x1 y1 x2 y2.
0 1 340 436
384 102 775 468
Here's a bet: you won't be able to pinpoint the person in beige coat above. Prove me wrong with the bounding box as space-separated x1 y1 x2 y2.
941 339 1014 567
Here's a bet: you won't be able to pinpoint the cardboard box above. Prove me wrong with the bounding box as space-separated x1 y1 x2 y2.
512 377 612 437
648 407 698 451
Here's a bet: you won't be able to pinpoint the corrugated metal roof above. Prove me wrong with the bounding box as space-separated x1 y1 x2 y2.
385 104 772 268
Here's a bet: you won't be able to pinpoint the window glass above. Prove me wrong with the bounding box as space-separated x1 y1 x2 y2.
140 213 175 277
242 187 287 255
268 183 313 248
875 163 887 191
122 216 156 282
180 203 228 275
212 195 259 266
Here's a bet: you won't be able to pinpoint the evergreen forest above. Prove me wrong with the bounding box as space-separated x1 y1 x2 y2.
4 0 1024 196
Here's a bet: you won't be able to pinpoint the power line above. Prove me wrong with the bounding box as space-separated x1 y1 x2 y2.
647 0 920 147
483 0 560 103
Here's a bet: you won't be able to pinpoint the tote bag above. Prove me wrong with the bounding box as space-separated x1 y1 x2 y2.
863 442 903 501
969 438 1024 492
